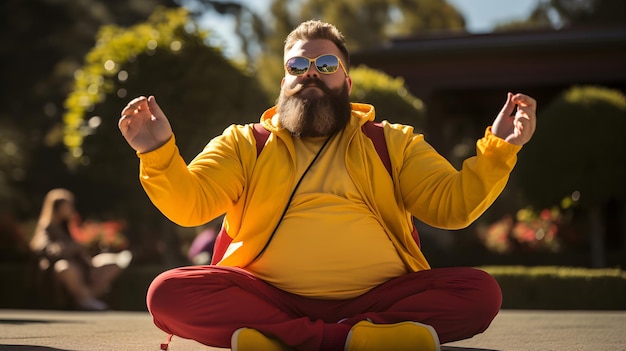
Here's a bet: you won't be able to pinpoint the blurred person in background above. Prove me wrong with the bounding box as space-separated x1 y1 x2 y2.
187 215 223 265
30 188 132 311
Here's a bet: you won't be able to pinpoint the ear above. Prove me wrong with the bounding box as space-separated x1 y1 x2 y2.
346 75 353 95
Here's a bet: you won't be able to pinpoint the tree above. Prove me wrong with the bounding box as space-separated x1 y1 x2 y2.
59 7 270 264
0 0 179 218
294 0 465 52
181 0 268 62
495 0 626 31
63 6 270 209
179 0 466 99
515 85 626 266
538 0 626 28
250 0 466 100
350 66 426 129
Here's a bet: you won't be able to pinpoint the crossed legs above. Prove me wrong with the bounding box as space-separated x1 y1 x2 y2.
147 266 501 351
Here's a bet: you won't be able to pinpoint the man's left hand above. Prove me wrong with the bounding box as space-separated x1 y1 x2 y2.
492 92 537 146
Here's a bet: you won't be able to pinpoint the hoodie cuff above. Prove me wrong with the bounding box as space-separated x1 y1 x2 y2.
137 135 177 167
478 127 522 158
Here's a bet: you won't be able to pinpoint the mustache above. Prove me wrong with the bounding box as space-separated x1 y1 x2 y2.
288 77 338 96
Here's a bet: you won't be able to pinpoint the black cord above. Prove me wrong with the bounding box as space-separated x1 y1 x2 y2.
250 135 333 264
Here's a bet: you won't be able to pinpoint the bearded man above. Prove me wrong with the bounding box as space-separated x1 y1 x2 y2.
119 20 536 351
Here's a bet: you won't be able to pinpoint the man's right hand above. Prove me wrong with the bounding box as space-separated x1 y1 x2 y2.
119 95 173 153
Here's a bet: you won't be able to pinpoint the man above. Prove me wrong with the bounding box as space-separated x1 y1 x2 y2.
119 20 536 351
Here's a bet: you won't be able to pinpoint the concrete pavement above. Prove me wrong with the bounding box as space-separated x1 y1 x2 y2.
1 309 625 350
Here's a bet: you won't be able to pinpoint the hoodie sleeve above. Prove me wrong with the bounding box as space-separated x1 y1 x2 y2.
137 125 253 227
394 126 521 229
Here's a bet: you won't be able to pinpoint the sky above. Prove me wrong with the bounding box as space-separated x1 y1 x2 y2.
448 0 541 31
196 0 542 58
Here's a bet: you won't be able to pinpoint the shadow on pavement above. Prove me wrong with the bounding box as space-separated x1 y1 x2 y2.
0 346 75 351
0 319 77 325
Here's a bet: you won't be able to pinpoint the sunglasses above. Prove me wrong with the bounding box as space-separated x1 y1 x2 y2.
285 54 348 77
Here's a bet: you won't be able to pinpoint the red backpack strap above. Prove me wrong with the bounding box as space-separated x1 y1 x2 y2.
252 123 270 157
361 121 392 177
212 123 268 264
410 223 421 248
361 121 421 248
210 225 232 265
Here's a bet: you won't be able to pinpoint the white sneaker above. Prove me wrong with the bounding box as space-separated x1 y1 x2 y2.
77 298 108 311
116 250 133 269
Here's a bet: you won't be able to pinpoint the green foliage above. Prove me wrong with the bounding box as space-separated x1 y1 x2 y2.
63 7 196 165
254 0 465 100
0 0 179 218
0 121 27 212
482 265 625 278
62 7 270 221
495 0 626 31
1 0 179 131
540 0 626 28
386 0 467 35
254 53 285 102
516 85 626 209
482 266 626 310
350 65 426 129
298 0 465 52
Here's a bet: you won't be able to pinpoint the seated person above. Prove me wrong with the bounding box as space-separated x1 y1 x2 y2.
119 20 536 351
29 188 132 311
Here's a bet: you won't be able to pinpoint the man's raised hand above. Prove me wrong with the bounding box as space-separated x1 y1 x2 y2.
491 92 537 146
119 96 173 153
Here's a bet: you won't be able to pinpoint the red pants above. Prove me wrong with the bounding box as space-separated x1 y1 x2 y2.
147 266 501 351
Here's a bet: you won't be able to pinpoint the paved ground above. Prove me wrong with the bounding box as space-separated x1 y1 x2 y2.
0 309 624 350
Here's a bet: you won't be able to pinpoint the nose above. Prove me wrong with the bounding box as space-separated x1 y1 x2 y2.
304 62 318 77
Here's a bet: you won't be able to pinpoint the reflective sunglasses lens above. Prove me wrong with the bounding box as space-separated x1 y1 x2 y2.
286 57 310 76
315 55 339 74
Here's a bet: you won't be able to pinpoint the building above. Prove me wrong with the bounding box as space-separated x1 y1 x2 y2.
352 27 626 156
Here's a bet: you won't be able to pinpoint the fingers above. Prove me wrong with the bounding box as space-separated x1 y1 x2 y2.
492 92 537 146
121 96 148 118
147 95 166 120
511 93 537 109
512 93 537 132
498 92 515 117
119 96 150 135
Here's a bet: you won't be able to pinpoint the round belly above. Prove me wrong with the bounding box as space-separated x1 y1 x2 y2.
246 194 407 299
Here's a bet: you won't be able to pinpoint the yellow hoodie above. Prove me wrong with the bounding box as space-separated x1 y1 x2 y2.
138 103 521 273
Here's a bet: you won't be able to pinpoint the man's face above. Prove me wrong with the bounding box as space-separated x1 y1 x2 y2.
277 39 353 137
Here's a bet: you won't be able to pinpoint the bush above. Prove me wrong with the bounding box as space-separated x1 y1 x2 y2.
482 266 626 310
350 65 426 130
61 7 270 224
515 85 626 210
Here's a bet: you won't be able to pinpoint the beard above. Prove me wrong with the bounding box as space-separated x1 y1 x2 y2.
276 77 352 137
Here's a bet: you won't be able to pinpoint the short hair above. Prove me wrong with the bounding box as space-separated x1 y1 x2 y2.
284 20 350 69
